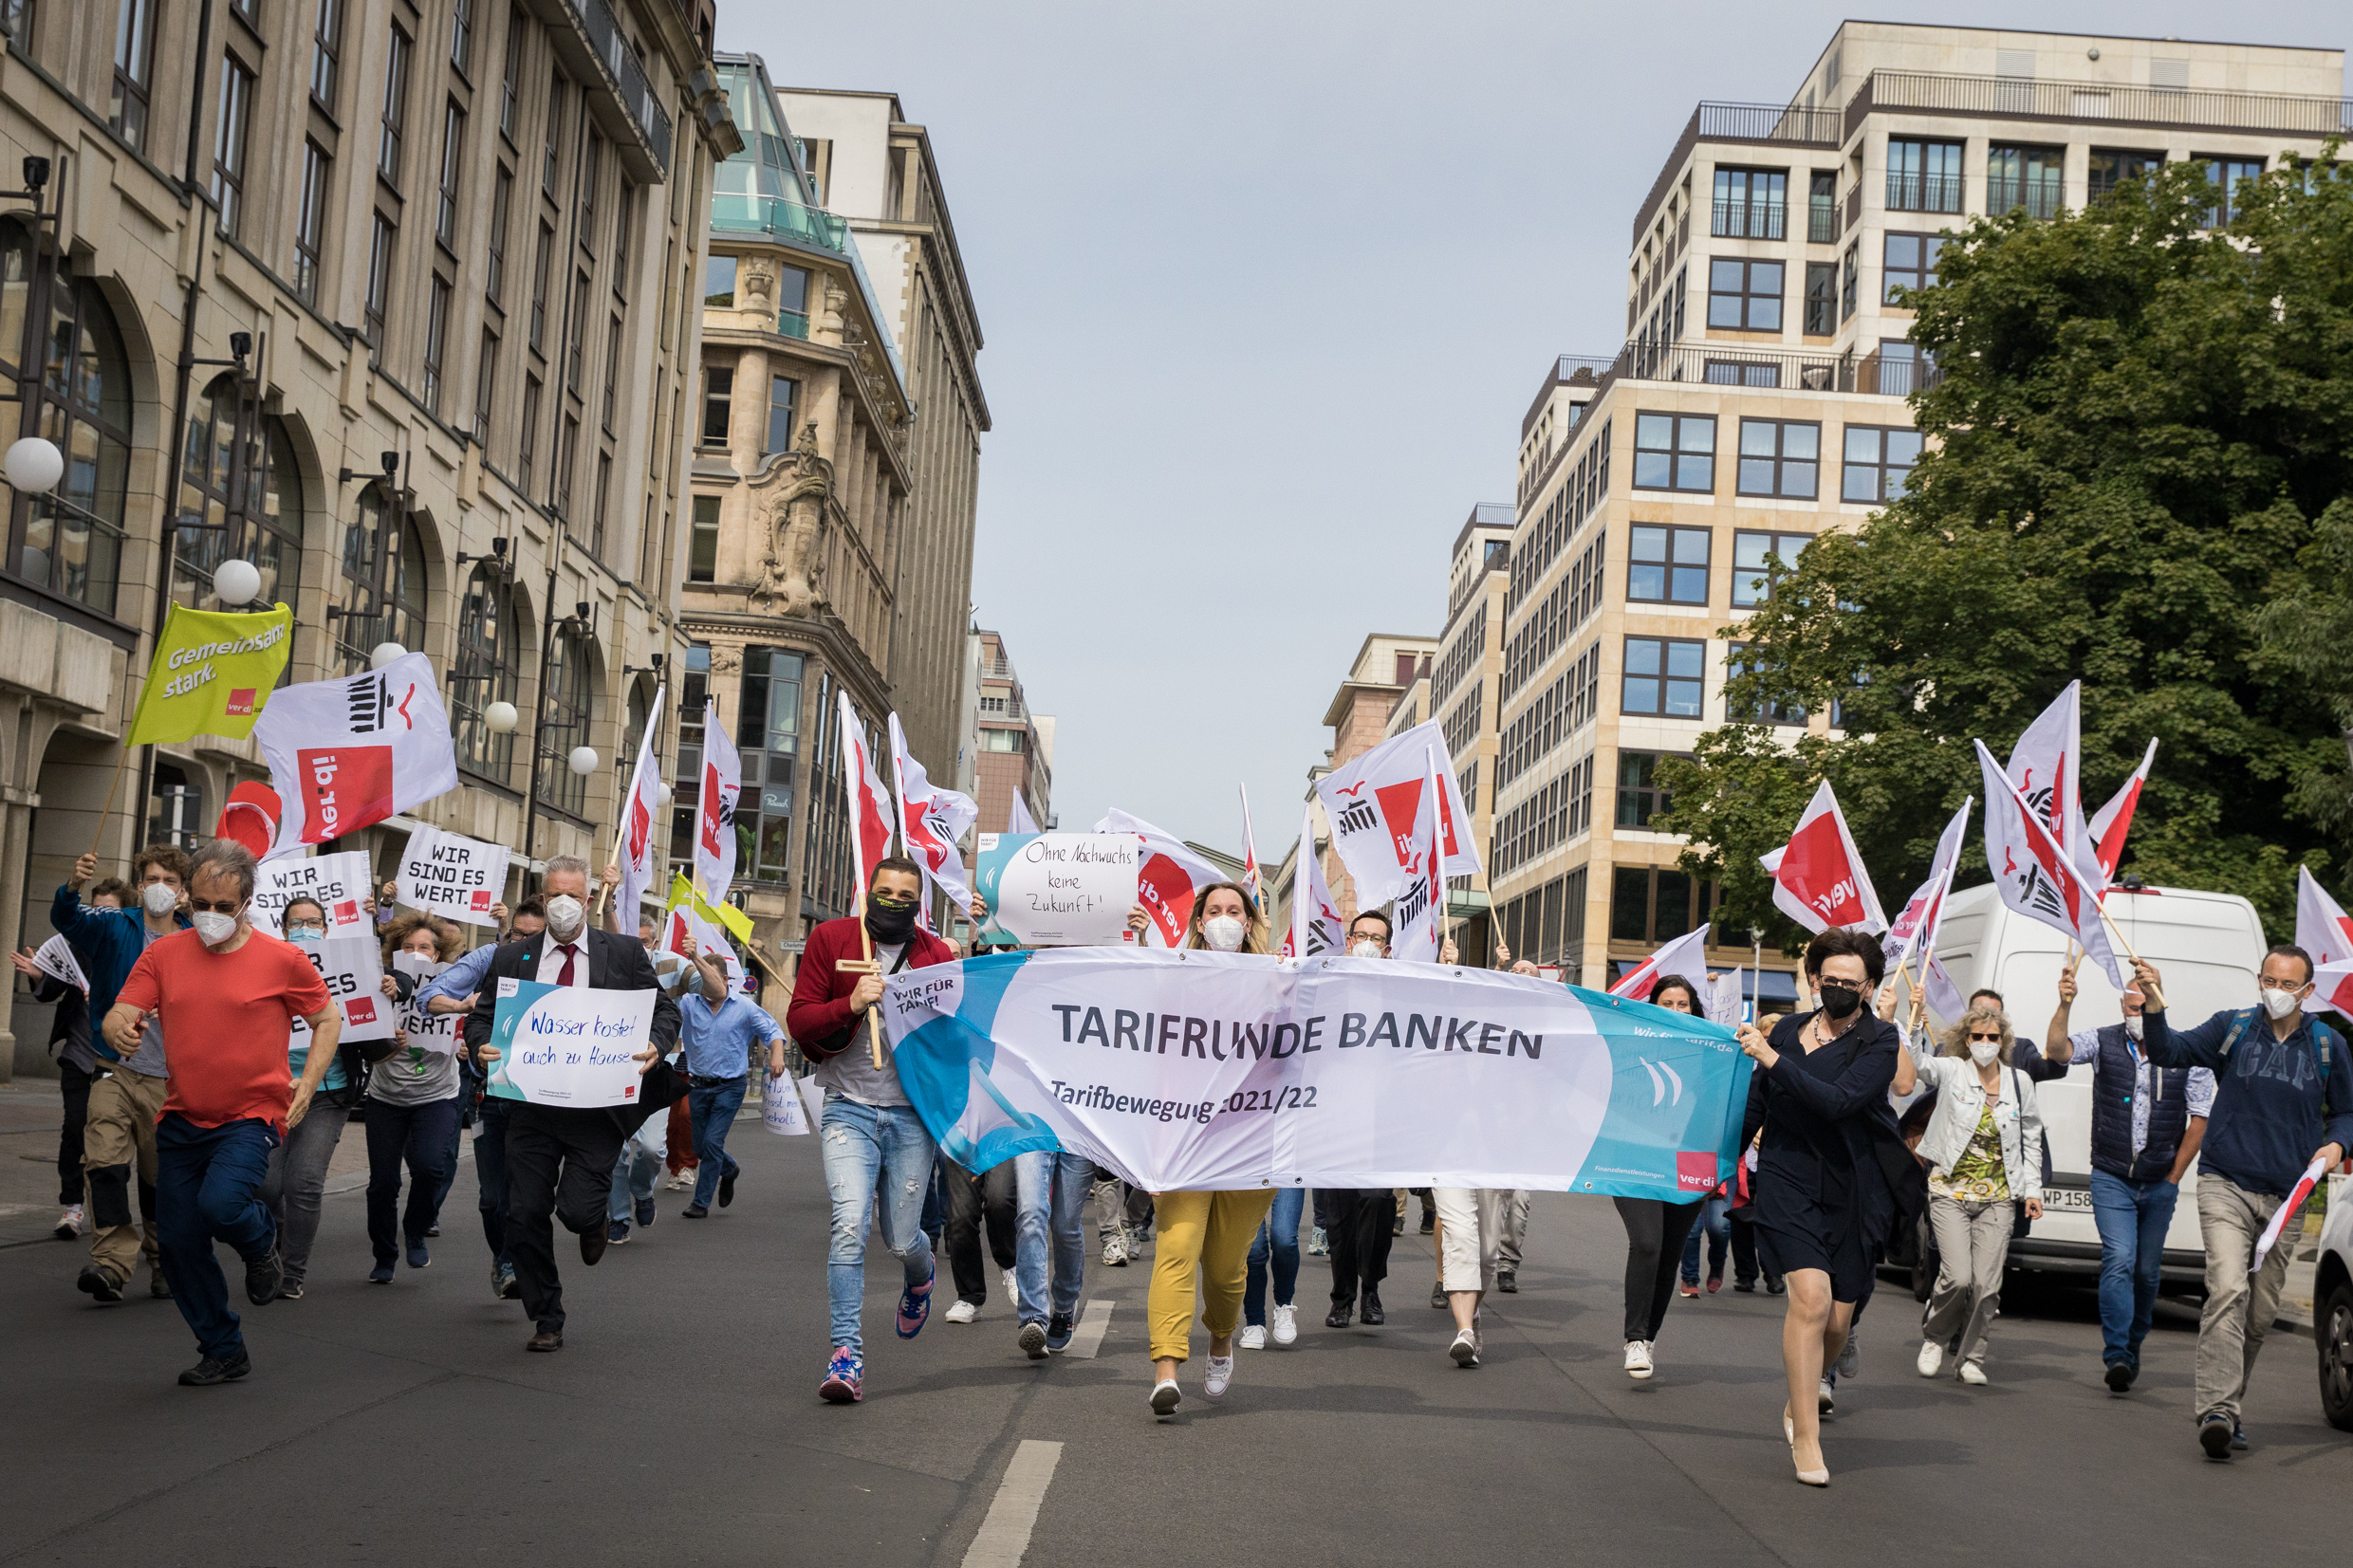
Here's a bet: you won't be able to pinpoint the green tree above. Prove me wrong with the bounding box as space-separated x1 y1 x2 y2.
1653 153 2353 946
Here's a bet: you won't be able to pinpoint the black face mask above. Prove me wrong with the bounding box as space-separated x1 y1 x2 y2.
1818 983 1862 1019
865 896 917 945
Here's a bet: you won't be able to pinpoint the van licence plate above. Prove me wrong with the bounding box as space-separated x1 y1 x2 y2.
2044 1188 2093 1212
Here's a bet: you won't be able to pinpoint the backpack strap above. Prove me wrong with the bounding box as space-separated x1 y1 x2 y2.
2217 1008 2259 1061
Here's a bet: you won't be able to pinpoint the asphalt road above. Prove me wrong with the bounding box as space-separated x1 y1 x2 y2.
6 1119 2347 1567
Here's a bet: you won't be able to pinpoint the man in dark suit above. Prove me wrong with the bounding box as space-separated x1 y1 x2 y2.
464 856 682 1352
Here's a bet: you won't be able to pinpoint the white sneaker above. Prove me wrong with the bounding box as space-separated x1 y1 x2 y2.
1917 1339 1944 1378
1270 1303 1298 1346
1150 1379 1181 1417
1449 1328 1480 1368
1958 1360 1988 1386
1818 1377 1836 1415
55 1206 83 1240
1624 1339 1653 1379
1102 1233 1128 1266
1203 1354 1234 1398
945 1299 978 1324
1004 1268 1020 1311
1237 1324 1267 1350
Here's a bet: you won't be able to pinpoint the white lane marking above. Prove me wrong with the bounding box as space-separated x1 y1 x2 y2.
1065 1299 1114 1359
961 1439 1063 1568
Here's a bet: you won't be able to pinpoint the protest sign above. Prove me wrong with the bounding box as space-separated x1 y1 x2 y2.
484 979 658 1108
253 851 375 936
763 1072 815 1135
31 932 87 994
398 824 510 925
289 932 394 1046
883 948 1751 1197
974 833 1140 947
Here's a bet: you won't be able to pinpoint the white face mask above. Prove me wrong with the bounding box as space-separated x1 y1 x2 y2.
192 910 240 945
1348 940 1384 960
1202 915 1247 952
2122 1016 2144 1042
141 882 178 918
1968 1040 2001 1067
2259 985 2302 1021
545 895 585 938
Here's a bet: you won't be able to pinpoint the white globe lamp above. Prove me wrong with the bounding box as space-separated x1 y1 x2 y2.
370 641 407 670
2 435 64 494
213 558 263 607
567 745 599 776
656 780 673 804
483 700 520 734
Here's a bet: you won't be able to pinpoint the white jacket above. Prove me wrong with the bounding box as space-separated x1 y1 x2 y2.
1911 1053 2045 1203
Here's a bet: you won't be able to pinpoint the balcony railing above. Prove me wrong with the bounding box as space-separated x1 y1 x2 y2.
1632 101 1840 249
709 195 850 253
548 0 675 178
1712 198 1786 240
1807 194 1839 244
1885 172 1964 214
1846 67 2353 140
1987 176 2064 219
1844 180 1862 231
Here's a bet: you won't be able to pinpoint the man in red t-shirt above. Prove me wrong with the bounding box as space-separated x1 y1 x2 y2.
105 841 339 1388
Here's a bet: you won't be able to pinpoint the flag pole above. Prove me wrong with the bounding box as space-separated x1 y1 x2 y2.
85 747 134 862
2096 903 2166 1010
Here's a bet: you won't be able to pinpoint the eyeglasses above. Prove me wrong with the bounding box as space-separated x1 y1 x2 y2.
1816 976 1864 993
1967 1031 2003 1043
188 896 246 915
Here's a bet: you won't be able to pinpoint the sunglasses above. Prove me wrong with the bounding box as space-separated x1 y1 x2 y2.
188 896 247 915
1968 1031 2003 1043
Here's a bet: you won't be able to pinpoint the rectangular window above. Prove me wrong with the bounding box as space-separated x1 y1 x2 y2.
1802 262 1836 335
1842 425 1924 503
422 277 452 414
775 264 810 338
1872 339 1935 397
1611 868 1651 942
1711 167 1786 239
472 328 498 444
1632 412 1714 492
2199 156 2264 227
1840 242 1858 322
518 374 541 489
580 135 602 252
591 452 610 557
601 316 621 431
1616 751 1676 829
2087 149 2160 203
736 648 805 880
1627 525 1711 605
293 141 330 306
1621 636 1706 718
364 213 395 345
565 272 588 391
700 367 732 445
1731 528 1812 606
1729 642 1806 725
767 375 796 453
212 56 255 239
528 222 552 351
1735 420 1820 499
1806 170 1838 244
500 9 523 138
111 0 157 151
312 0 343 109
1882 231 1943 304
486 166 512 305
704 254 736 306
435 101 466 249
612 181 635 294
1886 138 1964 213
1706 257 1782 331
555 415 578 513
450 0 474 74
689 494 719 581
1988 143 2066 219
543 80 565 198
379 26 412 184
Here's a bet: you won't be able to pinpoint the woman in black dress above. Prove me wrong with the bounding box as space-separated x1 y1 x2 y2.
1736 928 1901 1487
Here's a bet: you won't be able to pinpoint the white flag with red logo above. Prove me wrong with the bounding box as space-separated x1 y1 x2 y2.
1283 801 1344 960
840 692 897 904
1313 720 1481 906
1880 797 1972 978
889 711 977 913
2296 865 2353 1018
693 698 742 898
2088 739 2158 886
1922 950 1966 1025
1611 924 1714 1002
1757 780 1886 934
2006 682 2091 858
1386 747 1448 963
1099 807 1224 948
614 684 665 923
255 655 458 858
1976 739 2124 987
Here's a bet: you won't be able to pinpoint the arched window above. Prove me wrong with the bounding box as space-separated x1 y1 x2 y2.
173 372 303 618
535 625 594 817
0 223 132 617
333 483 426 673
454 565 520 780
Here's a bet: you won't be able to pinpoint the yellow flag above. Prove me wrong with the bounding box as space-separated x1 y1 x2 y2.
667 871 752 941
125 602 296 746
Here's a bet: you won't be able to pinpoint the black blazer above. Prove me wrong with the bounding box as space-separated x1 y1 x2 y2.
462 928 685 1125
1742 1011 1914 1245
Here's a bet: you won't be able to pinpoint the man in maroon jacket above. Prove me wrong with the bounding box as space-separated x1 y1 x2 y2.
787 857 960 1404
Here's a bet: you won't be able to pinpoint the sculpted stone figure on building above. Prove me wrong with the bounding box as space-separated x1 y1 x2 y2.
752 423 834 618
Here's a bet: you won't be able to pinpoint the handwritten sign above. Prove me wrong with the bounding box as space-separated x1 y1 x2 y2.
254 850 374 937
289 932 394 1046
973 833 1139 948
32 932 88 994
398 824 510 926
484 978 658 1107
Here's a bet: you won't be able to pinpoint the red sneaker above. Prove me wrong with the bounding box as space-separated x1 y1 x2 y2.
1707 1275 1723 1294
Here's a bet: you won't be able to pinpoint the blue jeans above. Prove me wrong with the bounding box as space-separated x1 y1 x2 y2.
820 1096 936 1354
1014 1151 1093 1325
689 1078 749 1209
609 1119 667 1223
363 1095 462 1264
1245 1187 1306 1325
1679 1192 1731 1284
155 1113 279 1361
2089 1169 2180 1368
475 1099 513 1274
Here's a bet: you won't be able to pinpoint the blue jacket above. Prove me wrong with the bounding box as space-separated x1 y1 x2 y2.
49 884 192 1062
2140 1005 2353 1198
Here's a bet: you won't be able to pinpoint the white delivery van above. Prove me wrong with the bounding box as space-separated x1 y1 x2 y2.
1927 881 2270 1285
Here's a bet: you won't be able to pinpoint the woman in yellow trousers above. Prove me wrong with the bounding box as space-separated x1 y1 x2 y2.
1147 882 1275 1418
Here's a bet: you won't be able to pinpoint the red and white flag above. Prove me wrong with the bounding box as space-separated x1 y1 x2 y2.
1976 739 2124 987
254 655 458 857
2296 865 2353 1019
1758 780 1886 934
1238 784 1265 913
2088 739 2158 886
1313 720 1481 906
839 692 897 903
1097 808 1225 948
889 712 977 914
1611 923 1714 1002
2251 1156 2331 1274
1923 951 1966 1024
614 685 666 922
1387 747 1448 963
1880 797 1972 979
1283 801 1344 960
2007 682 2091 858
694 697 742 898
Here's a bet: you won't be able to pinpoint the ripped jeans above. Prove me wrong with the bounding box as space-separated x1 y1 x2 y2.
820 1094 937 1354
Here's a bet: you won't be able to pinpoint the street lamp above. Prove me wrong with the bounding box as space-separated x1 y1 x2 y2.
567 745 599 776
370 641 408 669
483 700 519 733
213 557 263 608
0 158 65 499
2 435 62 493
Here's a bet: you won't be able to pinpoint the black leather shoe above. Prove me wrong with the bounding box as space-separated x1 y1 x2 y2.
682 1204 710 1219
177 1352 250 1386
719 1167 738 1208
528 1329 564 1353
1430 1281 1447 1309
1325 1301 1353 1328
1360 1289 1385 1325
1497 1270 1518 1294
580 1227 608 1266
2105 1361 2135 1394
1732 1279 1756 1294
245 1247 284 1306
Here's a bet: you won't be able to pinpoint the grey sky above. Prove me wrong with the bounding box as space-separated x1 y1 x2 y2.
719 2 2345 865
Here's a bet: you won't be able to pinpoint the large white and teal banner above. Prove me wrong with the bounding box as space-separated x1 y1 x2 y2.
882 949 1752 1200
